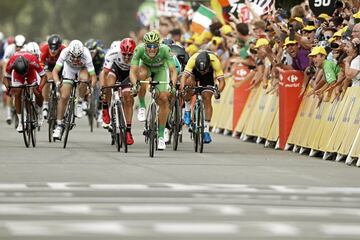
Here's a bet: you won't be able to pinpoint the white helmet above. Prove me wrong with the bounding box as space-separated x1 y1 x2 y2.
25 42 40 58
15 34 26 47
110 40 121 50
68 40 84 57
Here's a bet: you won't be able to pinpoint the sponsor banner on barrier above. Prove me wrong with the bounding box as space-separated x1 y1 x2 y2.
233 65 251 130
279 70 304 149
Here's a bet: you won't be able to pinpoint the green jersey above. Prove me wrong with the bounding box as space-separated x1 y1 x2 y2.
131 43 175 69
323 60 340 84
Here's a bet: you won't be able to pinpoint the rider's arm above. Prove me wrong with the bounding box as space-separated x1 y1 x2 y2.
210 54 225 92
129 46 142 86
164 46 177 86
52 49 67 85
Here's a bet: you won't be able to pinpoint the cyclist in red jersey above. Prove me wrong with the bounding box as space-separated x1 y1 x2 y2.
40 34 65 119
3 52 47 132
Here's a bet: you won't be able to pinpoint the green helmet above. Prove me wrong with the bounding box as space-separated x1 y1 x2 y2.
143 31 160 45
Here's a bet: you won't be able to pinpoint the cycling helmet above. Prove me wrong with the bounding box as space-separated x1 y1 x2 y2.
161 38 174 46
143 31 160 45
120 38 136 54
13 56 29 75
110 40 121 50
25 42 40 58
68 40 84 58
48 34 62 51
195 51 211 72
14 34 26 47
85 38 97 51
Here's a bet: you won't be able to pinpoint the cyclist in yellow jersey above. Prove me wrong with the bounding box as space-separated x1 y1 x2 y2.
180 51 225 144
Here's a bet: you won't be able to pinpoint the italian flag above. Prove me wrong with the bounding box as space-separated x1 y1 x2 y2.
191 5 216 34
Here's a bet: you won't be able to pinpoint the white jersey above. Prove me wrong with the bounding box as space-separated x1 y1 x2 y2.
103 48 130 71
56 46 94 72
3 44 18 61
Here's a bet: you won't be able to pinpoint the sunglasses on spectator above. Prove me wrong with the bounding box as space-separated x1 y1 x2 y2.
146 43 159 49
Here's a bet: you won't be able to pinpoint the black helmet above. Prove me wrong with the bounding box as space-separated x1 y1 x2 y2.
48 34 62 51
162 38 174 46
195 51 210 72
13 56 29 75
85 38 97 51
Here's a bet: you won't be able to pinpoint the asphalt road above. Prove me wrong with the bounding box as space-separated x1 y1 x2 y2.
1 108 360 239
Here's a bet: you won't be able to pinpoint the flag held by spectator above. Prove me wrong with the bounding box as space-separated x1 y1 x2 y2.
191 5 216 34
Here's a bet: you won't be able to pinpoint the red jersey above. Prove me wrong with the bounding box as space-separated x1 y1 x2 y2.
40 43 66 67
6 51 45 85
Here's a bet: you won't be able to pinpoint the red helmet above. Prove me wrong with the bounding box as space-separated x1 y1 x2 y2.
120 38 136 55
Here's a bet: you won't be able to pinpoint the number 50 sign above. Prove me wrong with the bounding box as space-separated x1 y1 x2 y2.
309 0 336 16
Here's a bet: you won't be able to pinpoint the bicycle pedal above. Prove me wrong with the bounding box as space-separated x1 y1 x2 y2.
70 124 76 130
143 130 148 136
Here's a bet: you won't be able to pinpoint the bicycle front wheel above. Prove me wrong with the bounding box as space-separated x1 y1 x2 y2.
48 91 57 142
21 92 30 148
198 103 205 153
117 102 127 153
63 99 74 148
88 93 95 132
30 103 37 147
149 103 157 158
172 98 181 151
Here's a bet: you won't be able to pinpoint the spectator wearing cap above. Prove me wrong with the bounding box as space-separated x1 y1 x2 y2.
283 37 310 72
295 25 316 50
309 46 340 94
354 11 360 24
241 38 270 89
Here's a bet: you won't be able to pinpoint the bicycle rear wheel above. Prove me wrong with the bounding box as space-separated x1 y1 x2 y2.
21 92 30 148
149 103 157 158
172 98 181 151
117 102 127 153
198 103 205 153
63 99 74 148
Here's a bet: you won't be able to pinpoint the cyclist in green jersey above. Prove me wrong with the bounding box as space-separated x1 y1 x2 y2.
129 31 177 150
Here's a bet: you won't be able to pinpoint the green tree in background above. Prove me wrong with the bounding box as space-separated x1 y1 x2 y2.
0 0 143 46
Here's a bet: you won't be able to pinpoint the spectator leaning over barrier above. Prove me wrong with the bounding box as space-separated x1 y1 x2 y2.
308 46 340 98
343 39 360 87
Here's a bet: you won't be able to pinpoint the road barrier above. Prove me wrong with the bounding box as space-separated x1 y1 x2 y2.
210 67 360 167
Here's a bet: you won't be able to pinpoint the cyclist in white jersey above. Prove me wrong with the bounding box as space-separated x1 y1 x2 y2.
52 40 96 140
101 38 136 145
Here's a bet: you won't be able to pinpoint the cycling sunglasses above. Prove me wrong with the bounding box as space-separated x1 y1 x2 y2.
146 43 159 49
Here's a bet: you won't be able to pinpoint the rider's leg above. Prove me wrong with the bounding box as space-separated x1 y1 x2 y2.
201 91 213 133
183 77 195 125
102 73 116 128
136 66 149 121
42 71 52 115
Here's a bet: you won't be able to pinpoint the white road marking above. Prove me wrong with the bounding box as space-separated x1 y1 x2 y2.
4 221 127 236
321 224 360 235
261 223 300 236
154 223 239 234
266 207 332 216
90 184 149 190
118 205 191 214
0 184 27 190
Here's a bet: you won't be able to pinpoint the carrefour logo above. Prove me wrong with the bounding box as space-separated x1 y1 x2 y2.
288 75 298 83
238 69 247 77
